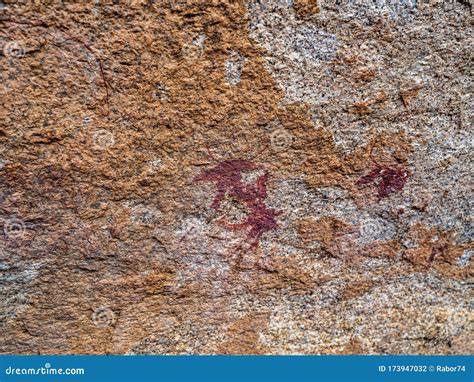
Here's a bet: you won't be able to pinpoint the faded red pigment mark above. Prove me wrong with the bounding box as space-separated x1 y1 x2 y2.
356 165 409 199
3 18 111 115
427 243 448 266
194 159 281 247
356 145 411 200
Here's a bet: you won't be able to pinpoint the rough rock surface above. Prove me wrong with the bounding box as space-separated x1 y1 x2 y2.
0 0 472 355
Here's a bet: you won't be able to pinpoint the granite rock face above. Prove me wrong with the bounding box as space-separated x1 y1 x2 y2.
0 0 472 354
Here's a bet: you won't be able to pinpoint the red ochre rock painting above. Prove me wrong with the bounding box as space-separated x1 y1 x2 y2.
194 159 281 248
356 165 409 200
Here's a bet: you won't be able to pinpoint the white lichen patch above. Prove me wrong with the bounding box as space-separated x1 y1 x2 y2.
457 248 472 268
192 33 206 48
182 33 206 60
225 50 246 85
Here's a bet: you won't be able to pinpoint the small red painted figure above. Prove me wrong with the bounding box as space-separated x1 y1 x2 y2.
195 159 280 247
356 165 409 199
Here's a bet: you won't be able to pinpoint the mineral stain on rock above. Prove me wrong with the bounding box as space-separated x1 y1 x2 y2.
194 159 280 247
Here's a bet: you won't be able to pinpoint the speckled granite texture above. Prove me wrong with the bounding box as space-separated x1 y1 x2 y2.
0 0 472 355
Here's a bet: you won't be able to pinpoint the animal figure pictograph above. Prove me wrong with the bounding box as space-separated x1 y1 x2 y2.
195 159 281 248
356 146 410 200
